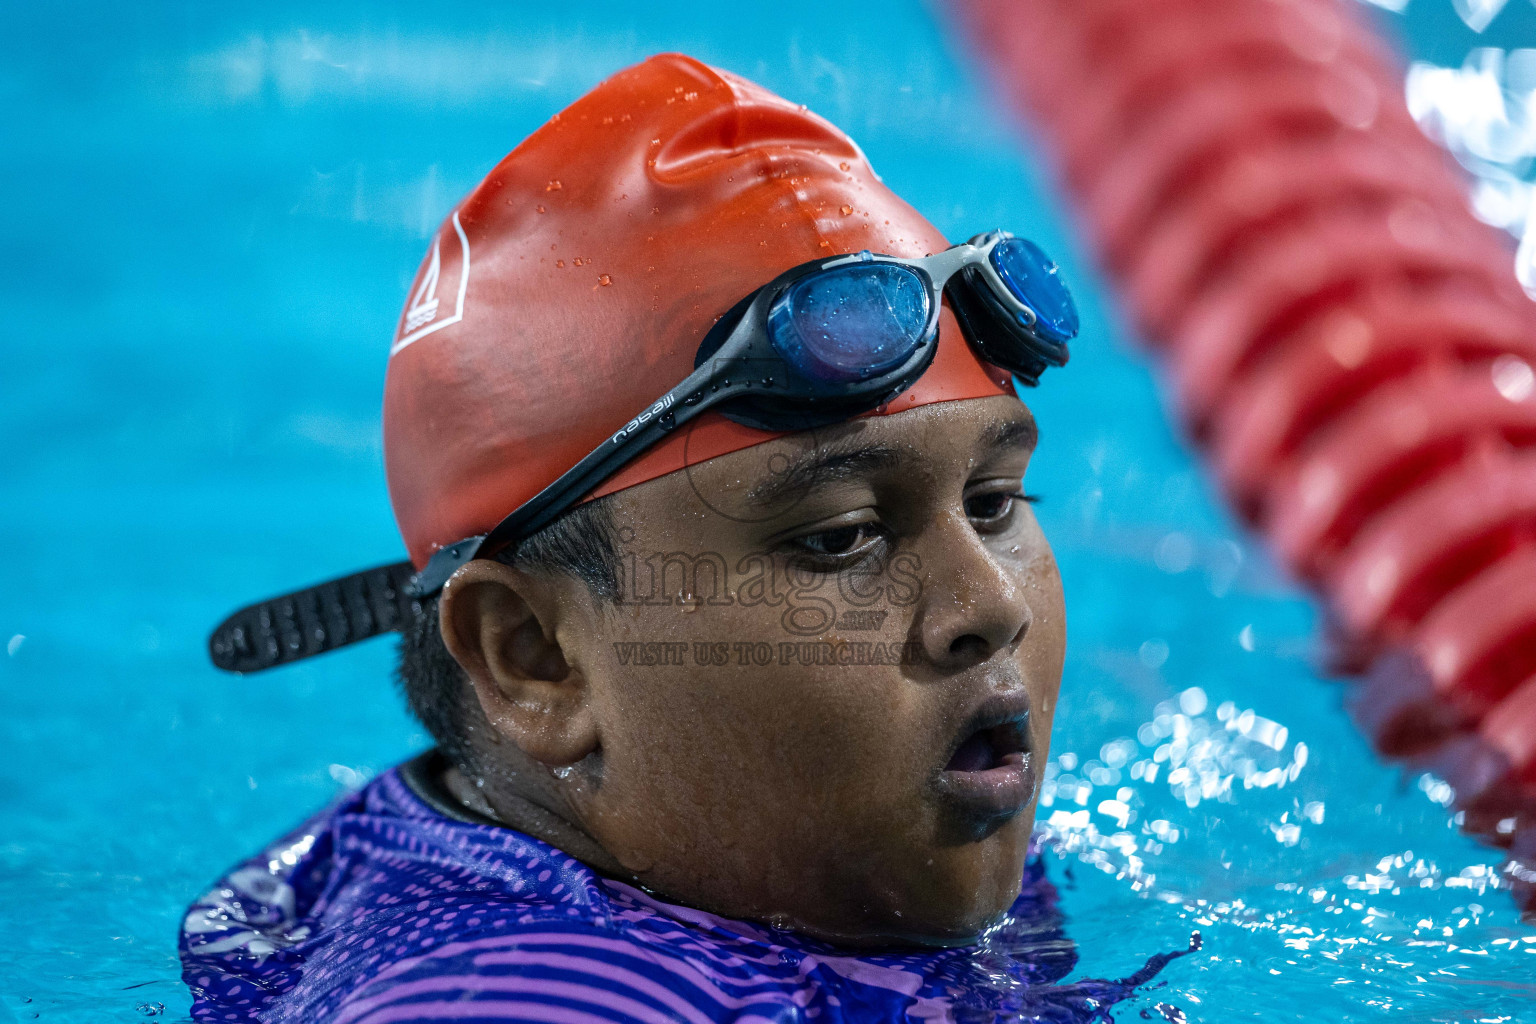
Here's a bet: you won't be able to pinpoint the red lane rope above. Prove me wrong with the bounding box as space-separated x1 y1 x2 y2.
946 0 1536 911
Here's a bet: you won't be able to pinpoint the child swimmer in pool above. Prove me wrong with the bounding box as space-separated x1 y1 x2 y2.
184 53 1086 1022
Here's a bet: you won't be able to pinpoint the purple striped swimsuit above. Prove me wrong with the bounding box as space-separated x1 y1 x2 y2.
181 753 1173 1022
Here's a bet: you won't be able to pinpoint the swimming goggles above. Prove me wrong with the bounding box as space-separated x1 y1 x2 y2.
209 231 1077 672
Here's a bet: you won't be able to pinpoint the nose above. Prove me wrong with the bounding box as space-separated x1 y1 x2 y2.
912 510 1034 670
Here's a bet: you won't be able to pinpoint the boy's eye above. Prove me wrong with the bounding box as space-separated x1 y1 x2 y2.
965 488 1035 526
792 522 883 558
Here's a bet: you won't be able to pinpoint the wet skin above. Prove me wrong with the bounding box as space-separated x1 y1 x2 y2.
437 393 1066 947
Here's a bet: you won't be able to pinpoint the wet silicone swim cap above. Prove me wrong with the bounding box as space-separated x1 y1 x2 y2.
384 53 1012 569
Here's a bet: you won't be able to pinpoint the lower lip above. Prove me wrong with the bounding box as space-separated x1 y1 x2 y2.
936 751 1037 820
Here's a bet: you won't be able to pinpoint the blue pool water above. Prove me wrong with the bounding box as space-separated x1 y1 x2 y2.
2 1 1534 1020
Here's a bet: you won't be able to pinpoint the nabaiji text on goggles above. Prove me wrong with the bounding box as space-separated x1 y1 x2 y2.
207 231 1078 674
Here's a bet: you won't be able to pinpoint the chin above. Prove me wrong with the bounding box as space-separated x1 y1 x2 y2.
838 840 1033 949
786 908 999 950
918 880 1024 944
905 826 1034 942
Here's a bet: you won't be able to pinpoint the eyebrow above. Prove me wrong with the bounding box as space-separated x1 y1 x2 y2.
745 442 907 510
979 415 1038 454
744 415 1040 511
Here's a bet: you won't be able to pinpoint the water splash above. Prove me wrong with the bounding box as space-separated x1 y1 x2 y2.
1035 689 1534 1015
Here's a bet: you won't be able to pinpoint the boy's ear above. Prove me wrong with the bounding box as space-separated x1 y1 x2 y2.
437 560 597 766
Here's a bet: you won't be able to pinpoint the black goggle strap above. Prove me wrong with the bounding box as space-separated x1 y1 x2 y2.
409 356 740 598
207 363 729 673
206 343 787 674
208 560 421 673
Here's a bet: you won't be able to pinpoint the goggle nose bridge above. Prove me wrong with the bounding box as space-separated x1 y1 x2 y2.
822 232 1040 333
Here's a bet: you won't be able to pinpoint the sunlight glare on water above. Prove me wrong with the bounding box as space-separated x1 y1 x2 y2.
1036 689 1530 1018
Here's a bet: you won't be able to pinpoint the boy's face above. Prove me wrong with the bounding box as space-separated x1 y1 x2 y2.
552 393 1065 945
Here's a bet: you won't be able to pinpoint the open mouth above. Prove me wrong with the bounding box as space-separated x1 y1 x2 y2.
935 694 1037 822
944 716 1030 773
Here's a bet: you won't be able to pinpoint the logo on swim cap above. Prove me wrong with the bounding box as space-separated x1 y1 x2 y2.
391 211 471 357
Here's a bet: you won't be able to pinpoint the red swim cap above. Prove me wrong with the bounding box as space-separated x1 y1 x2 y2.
384 53 1011 569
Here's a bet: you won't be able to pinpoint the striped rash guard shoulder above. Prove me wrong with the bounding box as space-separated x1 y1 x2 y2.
179 753 1093 1023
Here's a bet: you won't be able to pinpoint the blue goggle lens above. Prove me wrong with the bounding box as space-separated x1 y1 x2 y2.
990 238 1079 345
767 263 930 384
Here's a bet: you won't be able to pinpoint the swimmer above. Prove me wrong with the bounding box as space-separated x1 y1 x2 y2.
184 53 1086 1022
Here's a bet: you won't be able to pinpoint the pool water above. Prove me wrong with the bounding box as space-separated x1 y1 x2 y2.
2 1 1534 1020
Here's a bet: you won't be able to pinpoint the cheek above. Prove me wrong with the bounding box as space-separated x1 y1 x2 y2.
1019 544 1066 742
577 591 937 845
